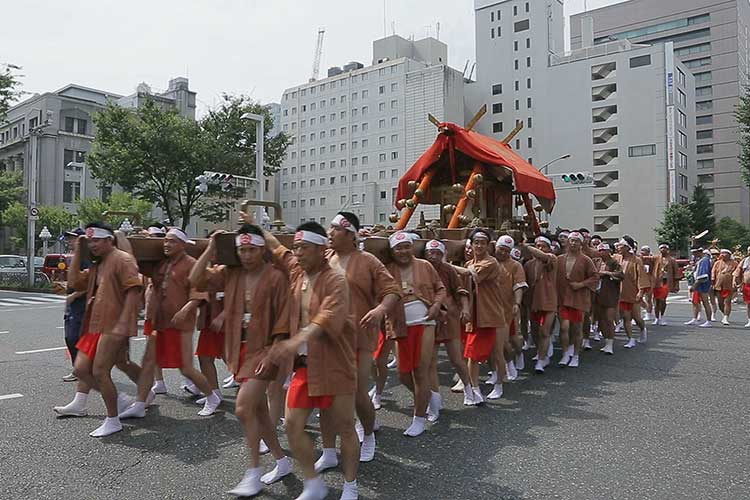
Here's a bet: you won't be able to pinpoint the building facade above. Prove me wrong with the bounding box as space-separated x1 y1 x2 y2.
468 0 697 246
277 35 465 227
571 0 750 225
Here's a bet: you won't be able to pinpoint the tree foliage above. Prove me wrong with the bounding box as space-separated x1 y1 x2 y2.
2 202 77 252
736 88 750 189
0 171 24 222
714 217 750 251
655 203 693 256
0 63 22 120
87 95 288 230
76 192 153 229
688 184 715 237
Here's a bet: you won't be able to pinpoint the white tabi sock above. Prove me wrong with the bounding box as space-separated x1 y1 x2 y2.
403 416 427 437
118 401 146 419
296 476 328 500
89 416 122 437
340 479 359 500
261 456 291 484
314 448 338 473
360 433 376 462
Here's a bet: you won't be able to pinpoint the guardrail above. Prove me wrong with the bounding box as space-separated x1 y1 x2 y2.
0 271 52 288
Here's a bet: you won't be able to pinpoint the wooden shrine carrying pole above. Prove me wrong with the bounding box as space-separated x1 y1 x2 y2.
448 161 483 229
394 170 437 230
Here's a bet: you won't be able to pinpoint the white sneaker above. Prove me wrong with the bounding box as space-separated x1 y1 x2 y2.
583 339 592 350
360 433 376 462
600 339 614 355
386 357 398 369
485 371 498 385
487 384 504 400
506 362 518 381
643 312 651 321
744 319 750 328
699 321 712 328
222 374 234 384
559 353 571 366
568 355 580 368
340 480 359 500
547 341 554 359
228 468 264 497
222 375 240 389
426 392 441 422
685 319 698 326
463 385 477 406
403 416 427 437
593 332 602 342
534 359 545 373
451 379 465 393
624 338 637 349
638 328 648 343
355 420 365 441
522 339 530 351
721 316 729 325
652 318 660 326
658 318 668 326
371 393 382 410
615 321 623 333
117 393 135 414
62 372 78 382
711 313 717 322
152 380 167 394
261 457 291 484
515 352 525 371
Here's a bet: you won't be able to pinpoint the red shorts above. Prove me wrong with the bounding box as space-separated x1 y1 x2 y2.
653 285 669 301
692 291 702 305
372 331 387 361
155 328 183 369
643 287 653 294
719 289 732 300
509 321 517 337
75 332 101 360
287 367 333 410
530 311 547 326
618 301 634 312
463 327 496 362
195 329 224 359
143 319 153 336
559 306 584 323
396 325 426 374
743 284 750 304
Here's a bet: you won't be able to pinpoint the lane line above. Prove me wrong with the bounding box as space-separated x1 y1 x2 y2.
0 298 42 305
0 305 62 312
16 337 147 355
56 326 64 329
0 331 9 334
0 393 23 401
20 296 65 302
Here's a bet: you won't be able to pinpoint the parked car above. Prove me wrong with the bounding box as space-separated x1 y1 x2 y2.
42 254 72 281
0 255 26 270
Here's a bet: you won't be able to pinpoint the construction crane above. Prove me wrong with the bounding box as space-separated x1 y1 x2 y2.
310 28 325 82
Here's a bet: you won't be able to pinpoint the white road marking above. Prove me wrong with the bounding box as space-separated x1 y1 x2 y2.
0 393 23 401
0 331 9 334
56 326 64 329
20 296 65 302
0 305 60 312
0 298 43 305
16 337 147 355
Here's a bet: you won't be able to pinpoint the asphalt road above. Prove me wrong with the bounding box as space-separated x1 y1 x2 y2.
1 290 749 500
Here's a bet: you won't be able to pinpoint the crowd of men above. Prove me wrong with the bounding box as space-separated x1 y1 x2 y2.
50 213 750 500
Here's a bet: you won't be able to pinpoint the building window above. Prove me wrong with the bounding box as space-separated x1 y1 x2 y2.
674 42 711 57
696 115 713 125
491 11 494 22
678 152 688 169
678 131 687 147
629 55 651 68
514 59 519 70
492 103 503 114
515 80 520 91
379 153 386 162
514 40 519 51
515 100 520 110
527 97 532 109
391 151 398 160
291 200 297 208
391 117 398 126
696 130 713 140
526 38 531 48
379 170 386 179
64 117 87 135
391 169 398 177
527 117 532 128
684 57 711 69
491 28 495 39
513 5 518 16
493 122 503 133
514 19 529 32
628 144 656 157
63 181 80 203
526 56 531 67
679 174 689 190
330 176 335 184
379 102 386 112
527 137 532 148
525 1 529 12
697 159 714 169
696 86 712 97
380 191 387 199
492 84 503 95
696 101 713 112
697 144 714 154
379 85 385 94
694 72 712 84
678 111 687 127
697 173 714 185
515 139 520 149
678 90 686 106
527 78 532 89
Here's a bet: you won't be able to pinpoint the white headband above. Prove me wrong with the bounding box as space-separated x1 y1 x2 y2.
720 248 731 254
389 231 417 248
85 227 114 240
658 244 669 250
641 245 651 252
167 227 196 245
471 231 490 242
236 233 265 247
425 239 446 255
618 238 632 250
568 231 584 242
331 214 356 233
597 243 611 251
294 230 328 246
535 236 551 247
147 226 166 236
496 235 515 249
510 247 522 261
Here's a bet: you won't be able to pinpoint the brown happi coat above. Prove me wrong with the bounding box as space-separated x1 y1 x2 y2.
712 259 738 291
326 249 400 352
433 261 469 342
497 258 527 321
146 253 205 332
193 263 290 378
466 256 507 328
613 254 649 304
524 253 558 312
70 248 142 337
385 257 447 339
651 254 680 292
556 253 598 312
273 246 357 397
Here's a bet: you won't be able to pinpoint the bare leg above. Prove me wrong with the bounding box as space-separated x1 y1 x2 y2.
559 318 571 352
92 335 129 417
135 336 157 402
355 353 376 435
178 332 213 396
631 303 645 331
268 380 285 427
700 294 712 322
412 326 435 417
373 340 393 396
285 406 316 479
445 339 471 386
493 326 509 380
72 351 97 391
236 379 285 468
198 356 219 391
322 394 358 482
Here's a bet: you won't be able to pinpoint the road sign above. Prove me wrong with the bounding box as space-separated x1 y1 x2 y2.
29 207 39 221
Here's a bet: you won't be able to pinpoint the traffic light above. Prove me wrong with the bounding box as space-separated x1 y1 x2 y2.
561 172 591 184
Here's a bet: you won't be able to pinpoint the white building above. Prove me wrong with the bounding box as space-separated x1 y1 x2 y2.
278 35 465 227
467 0 697 246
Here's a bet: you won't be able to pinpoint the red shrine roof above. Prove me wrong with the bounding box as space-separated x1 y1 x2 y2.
396 122 556 211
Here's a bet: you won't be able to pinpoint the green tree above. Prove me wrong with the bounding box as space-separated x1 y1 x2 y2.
1 202 76 252
688 184 715 237
76 192 153 228
737 88 750 188
0 171 24 221
655 203 693 256
714 216 750 251
87 95 288 230
0 63 22 120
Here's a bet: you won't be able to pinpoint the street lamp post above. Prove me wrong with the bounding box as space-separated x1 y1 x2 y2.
39 226 52 257
27 111 53 286
539 154 571 175
240 113 265 227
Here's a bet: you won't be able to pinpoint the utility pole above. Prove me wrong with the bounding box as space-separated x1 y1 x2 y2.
26 111 53 287
240 113 265 225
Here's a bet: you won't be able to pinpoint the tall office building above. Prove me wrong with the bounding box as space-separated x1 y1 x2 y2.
571 0 750 225
468 0 697 245
278 35 465 227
